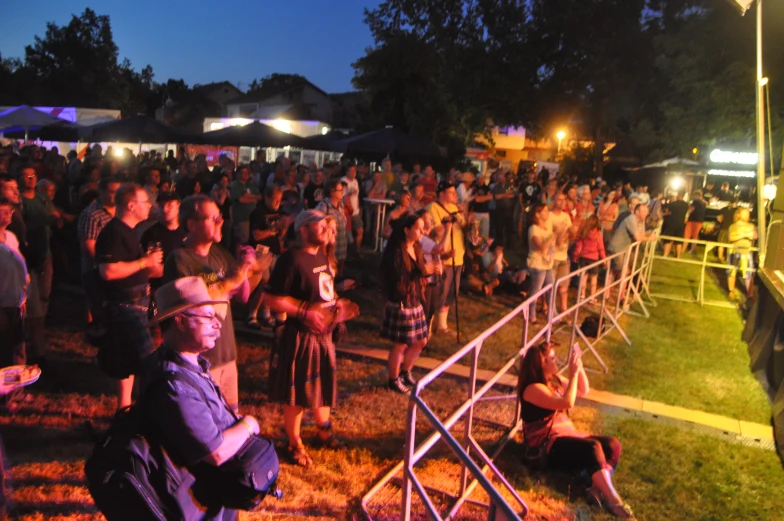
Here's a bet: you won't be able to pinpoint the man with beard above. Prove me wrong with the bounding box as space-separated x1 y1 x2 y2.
264 210 358 467
247 185 286 329
164 195 267 413
96 183 162 410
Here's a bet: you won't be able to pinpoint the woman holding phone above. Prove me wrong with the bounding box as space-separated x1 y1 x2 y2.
518 342 635 519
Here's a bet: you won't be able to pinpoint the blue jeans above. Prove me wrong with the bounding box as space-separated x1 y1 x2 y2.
528 267 554 320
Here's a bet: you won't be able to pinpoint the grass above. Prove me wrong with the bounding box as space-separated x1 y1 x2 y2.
4 248 779 520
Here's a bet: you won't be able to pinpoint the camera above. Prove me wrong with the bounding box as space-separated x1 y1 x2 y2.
441 215 457 225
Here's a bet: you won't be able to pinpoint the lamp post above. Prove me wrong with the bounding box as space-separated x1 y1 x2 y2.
556 130 566 157
730 0 767 260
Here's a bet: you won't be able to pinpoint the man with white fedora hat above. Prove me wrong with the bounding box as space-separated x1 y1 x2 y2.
139 276 261 521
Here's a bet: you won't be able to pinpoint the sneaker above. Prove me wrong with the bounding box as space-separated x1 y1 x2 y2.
401 370 417 387
388 376 411 394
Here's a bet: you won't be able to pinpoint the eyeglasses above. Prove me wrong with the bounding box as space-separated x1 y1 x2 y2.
182 313 220 324
195 214 224 224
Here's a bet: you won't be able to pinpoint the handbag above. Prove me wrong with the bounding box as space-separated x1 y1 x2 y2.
521 413 556 471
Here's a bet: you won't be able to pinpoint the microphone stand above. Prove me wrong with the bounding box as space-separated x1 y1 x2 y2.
449 215 461 344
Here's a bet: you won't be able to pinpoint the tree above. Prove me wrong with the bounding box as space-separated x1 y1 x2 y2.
248 73 310 96
354 0 539 162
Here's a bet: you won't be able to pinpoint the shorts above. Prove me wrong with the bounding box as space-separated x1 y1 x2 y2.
727 252 755 280
351 214 363 232
578 257 600 275
684 221 703 241
98 302 155 380
553 259 570 282
380 302 429 345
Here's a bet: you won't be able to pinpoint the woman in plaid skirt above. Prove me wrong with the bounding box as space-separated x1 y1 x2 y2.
379 214 442 393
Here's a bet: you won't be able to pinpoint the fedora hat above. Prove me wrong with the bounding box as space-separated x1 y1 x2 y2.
151 276 227 325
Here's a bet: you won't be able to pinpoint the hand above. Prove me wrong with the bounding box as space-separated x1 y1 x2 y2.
302 305 331 334
241 415 260 436
568 346 582 377
146 250 163 268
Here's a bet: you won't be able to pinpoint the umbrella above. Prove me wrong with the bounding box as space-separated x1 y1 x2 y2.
80 116 194 144
199 121 306 148
334 127 445 158
299 130 349 152
4 120 82 142
0 105 71 142
641 157 699 168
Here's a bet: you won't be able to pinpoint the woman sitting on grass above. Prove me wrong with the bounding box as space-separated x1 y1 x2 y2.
573 214 606 304
519 342 635 519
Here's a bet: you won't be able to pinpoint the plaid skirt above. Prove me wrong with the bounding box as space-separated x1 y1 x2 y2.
268 323 337 409
98 302 155 380
380 301 428 345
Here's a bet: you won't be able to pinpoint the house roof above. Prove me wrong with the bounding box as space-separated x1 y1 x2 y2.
227 78 329 105
191 81 242 96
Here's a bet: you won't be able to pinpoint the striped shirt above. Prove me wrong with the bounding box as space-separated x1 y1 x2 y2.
77 199 113 273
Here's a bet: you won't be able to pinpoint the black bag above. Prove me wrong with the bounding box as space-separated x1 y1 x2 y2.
214 435 282 510
580 314 603 338
85 396 197 521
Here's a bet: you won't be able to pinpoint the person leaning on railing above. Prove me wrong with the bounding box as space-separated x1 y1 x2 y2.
726 207 757 300
518 342 636 519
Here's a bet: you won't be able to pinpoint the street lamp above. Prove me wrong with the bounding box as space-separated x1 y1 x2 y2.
556 130 566 156
728 0 767 260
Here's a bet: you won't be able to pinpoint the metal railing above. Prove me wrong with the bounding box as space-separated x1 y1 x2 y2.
361 240 654 520
647 235 758 309
364 197 395 252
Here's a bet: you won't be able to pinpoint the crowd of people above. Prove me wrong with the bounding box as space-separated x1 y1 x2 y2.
1 140 760 520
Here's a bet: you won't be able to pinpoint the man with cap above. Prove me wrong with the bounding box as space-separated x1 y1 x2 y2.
426 182 466 335
163 194 268 413
140 276 261 521
264 209 359 468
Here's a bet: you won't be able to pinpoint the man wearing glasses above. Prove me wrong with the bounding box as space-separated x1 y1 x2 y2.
164 194 267 413
96 183 162 410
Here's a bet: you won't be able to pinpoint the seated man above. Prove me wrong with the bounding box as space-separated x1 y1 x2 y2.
482 244 527 294
140 276 263 521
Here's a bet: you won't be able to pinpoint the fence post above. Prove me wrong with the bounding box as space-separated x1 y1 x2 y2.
401 395 418 521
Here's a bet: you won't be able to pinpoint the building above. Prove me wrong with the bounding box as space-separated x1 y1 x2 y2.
190 81 243 108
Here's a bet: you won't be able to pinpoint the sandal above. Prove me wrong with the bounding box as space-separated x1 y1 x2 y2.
287 440 313 467
606 502 636 519
315 421 346 449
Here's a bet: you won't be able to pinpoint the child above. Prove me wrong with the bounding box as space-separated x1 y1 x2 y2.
573 214 606 304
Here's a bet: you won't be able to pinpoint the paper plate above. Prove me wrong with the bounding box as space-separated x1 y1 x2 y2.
0 365 42 389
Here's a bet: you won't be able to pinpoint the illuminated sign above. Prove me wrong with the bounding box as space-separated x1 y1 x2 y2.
707 169 756 178
709 149 758 165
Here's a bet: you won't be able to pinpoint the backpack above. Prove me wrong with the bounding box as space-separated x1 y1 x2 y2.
85 375 198 521
86 370 282 520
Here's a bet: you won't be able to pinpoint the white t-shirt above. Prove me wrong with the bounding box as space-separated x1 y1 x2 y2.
420 235 439 284
527 223 554 270
2 230 20 254
548 211 572 262
342 176 361 216
456 183 473 206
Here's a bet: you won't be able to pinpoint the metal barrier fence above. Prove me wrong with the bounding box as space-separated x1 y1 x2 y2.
364 197 395 252
646 235 758 309
361 240 654 521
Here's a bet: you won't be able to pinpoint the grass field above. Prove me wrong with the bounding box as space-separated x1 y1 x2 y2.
3 249 780 520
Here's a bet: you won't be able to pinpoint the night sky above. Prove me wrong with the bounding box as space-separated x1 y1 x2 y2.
0 0 381 94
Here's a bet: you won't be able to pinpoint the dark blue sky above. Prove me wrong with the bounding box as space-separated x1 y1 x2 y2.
0 0 381 94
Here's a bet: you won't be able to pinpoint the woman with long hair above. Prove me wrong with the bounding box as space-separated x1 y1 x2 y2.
526 203 554 323
597 190 619 245
573 214 606 304
519 342 635 519
379 214 440 393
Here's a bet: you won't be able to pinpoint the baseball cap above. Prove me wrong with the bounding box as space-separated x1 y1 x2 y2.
437 181 456 193
294 209 327 231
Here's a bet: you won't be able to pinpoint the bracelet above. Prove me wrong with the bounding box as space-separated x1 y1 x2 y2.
238 418 256 436
139 258 147 270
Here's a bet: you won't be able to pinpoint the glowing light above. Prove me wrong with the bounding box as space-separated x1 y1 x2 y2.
556 130 566 141
709 149 758 165
321 126 329 135
707 169 756 178
670 177 683 190
763 183 777 201
270 119 291 134
692 148 698 155
210 122 225 131
760 77 769 86
113 148 124 158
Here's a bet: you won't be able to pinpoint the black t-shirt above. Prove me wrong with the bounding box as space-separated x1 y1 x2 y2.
302 182 325 209
519 182 542 206
663 200 689 231
268 248 335 309
95 218 149 302
688 199 707 222
717 189 733 202
472 183 491 213
249 201 283 255
140 222 186 290
163 244 238 367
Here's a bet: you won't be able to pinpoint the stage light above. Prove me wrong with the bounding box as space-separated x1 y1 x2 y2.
709 149 758 165
670 177 684 190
